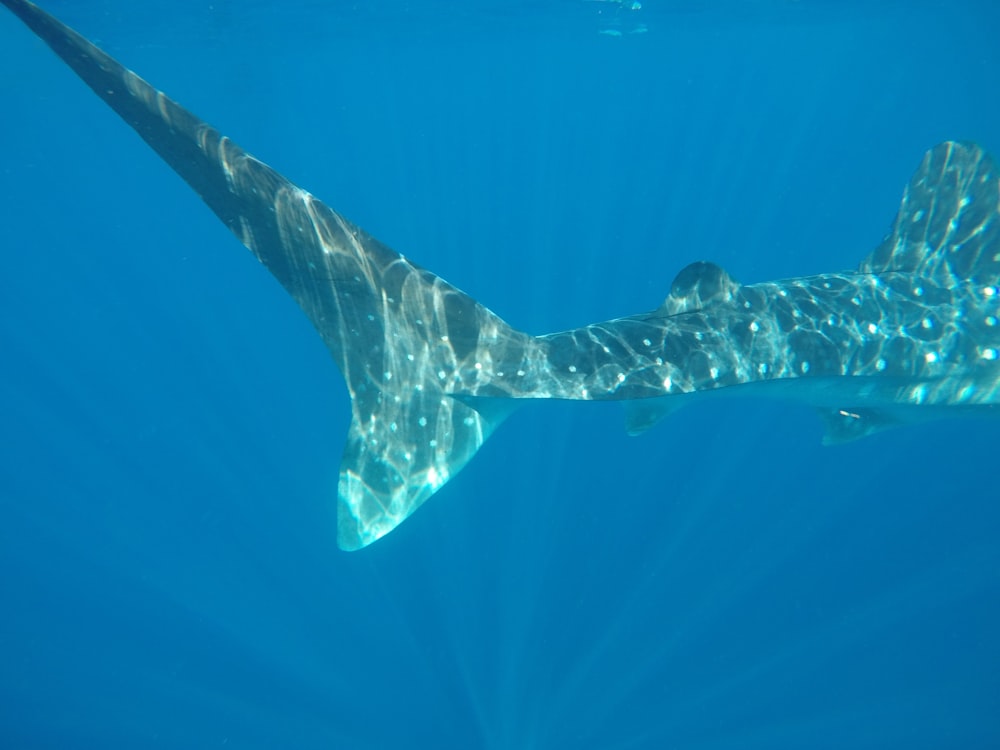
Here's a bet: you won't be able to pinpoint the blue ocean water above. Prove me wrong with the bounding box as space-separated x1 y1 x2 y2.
1 0 999 747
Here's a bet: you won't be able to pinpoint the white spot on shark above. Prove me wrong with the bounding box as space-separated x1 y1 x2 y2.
426 465 446 490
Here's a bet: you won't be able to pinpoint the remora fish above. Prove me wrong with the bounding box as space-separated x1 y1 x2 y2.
4 0 998 549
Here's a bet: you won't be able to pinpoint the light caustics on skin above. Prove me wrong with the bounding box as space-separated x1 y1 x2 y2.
3 0 998 549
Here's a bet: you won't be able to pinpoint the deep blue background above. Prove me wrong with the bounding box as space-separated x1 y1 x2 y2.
1 1 999 747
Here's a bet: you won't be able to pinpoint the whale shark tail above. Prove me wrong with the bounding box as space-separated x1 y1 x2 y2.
2 0 538 549
10 0 1000 550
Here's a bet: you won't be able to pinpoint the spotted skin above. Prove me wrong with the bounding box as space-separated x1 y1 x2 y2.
5 0 998 548
528 142 1000 412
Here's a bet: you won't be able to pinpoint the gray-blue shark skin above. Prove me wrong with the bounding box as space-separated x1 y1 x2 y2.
4 0 999 549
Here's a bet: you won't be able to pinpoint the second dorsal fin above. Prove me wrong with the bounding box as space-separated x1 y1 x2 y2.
659 261 741 316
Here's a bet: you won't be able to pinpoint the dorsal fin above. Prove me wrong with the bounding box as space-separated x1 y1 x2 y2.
659 261 741 316
860 141 1000 285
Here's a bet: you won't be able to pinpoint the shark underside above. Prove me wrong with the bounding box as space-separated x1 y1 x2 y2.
4 0 999 549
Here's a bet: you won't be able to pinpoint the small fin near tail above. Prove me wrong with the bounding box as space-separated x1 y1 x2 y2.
658 261 742 316
860 141 1000 286
2 0 535 549
816 407 902 446
622 397 684 435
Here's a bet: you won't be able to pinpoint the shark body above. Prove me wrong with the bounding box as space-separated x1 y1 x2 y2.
4 0 999 549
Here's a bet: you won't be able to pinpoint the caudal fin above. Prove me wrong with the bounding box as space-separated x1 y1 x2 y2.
2 0 536 549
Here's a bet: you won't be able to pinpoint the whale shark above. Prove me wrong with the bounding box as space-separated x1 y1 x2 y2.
4 0 999 549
